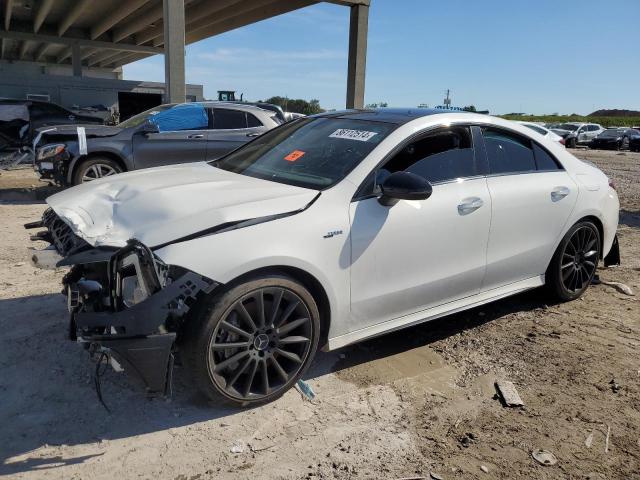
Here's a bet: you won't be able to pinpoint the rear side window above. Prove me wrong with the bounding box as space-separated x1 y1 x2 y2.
213 109 247 129
246 113 263 127
150 103 208 132
483 128 536 174
533 143 561 170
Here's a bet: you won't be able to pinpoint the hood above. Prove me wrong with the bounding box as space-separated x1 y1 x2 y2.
37 124 122 141
46 162 318 248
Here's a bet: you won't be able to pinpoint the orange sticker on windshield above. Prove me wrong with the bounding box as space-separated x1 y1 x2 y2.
284 150 305 162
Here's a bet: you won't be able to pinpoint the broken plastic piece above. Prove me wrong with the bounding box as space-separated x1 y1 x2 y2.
531 449 557 466
495 380 524 407
296 379 316 401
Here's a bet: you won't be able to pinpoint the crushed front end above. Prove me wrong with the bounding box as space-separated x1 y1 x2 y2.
27 208 217 395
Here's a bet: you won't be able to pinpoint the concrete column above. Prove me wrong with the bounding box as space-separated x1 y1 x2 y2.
163 0 186 103
72 43 82 77
346 4 368 109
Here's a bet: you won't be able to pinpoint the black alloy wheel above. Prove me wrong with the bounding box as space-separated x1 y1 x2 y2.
183 275 320 405
621 136 630 150
547 221 600 301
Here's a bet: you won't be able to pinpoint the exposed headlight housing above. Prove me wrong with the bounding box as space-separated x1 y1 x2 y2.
37 143 66 160
113 241 165 309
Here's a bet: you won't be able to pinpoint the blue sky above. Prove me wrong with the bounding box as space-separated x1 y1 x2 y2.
124 0 640 115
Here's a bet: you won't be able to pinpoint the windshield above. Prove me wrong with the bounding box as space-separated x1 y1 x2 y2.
558 123 579 131
211 117 396 189
118 104 174 128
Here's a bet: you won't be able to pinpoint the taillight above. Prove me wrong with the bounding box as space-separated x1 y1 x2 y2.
559 138 565 145
608 179 616 190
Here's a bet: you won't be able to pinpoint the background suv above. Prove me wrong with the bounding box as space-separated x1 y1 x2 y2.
34 102 282 186
549 122 604 148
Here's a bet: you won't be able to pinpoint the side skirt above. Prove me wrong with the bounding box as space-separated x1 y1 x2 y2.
327 276 545 351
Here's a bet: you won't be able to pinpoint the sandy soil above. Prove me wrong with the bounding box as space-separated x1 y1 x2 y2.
0 149 638 480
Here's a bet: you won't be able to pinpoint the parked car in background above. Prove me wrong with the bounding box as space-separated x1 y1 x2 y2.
0 98 103 152
589 128 639 150
629 133 640 152
33 102 281 186
225 101 287 123
29 109 619 405
550 122 604 148
517 121 565 146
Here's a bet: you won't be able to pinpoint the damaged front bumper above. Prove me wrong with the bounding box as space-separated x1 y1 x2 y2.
27 209 218 395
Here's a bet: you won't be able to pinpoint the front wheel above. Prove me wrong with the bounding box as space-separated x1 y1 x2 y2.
182 274 320 406
546 221 600 301
73 157 123 185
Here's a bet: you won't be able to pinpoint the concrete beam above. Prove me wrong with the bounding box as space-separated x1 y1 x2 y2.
34 0 55 33
19 40 29 59
104 51 146 68
72 43 82 76
0 29 164 54
90 0 153 40
185 0 316 45
87 49 127 67
113 2 164 42
163 0 186 103
4 0 14 30
346 3 368 109
58 0 92 36
34 42 51 61
135 0 241 46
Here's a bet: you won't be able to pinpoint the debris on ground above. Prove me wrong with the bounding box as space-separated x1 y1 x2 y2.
531 449 558 466
605 425 611 453
610 379 621 393
495 380 524 407
480 465 489 473
585 431 594 448
230 441 245 454
600 280 634 296
429 472 443 480
296 379 316 401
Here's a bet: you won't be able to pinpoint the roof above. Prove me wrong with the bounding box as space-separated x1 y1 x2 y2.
321 108 471 125
0 0 368 69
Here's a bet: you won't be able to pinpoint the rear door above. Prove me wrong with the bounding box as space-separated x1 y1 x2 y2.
132 103 209 169
205 108 267 160
480 127 577 290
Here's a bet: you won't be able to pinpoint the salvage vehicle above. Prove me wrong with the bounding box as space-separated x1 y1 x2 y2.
33 102 281 186
0 98 102 152
27 108 620 406
550 122 604 148
589 127 639 150
630 133 640 152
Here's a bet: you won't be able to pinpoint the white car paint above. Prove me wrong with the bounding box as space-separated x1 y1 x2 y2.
46 111 619 351
517 121 565 146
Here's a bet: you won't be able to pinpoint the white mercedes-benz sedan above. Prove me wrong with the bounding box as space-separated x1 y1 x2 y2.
28 109 620 405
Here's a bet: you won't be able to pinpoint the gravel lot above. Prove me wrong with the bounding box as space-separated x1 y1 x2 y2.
0 149 638 479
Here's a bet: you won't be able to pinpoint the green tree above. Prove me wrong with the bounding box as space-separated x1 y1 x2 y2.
462 105 477 112
263 96 324 115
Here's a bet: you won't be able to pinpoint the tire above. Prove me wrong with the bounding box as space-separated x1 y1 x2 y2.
566 137 577 148
546 221 600 302
182 274 321 406
621 136 629 150
72 157 123 185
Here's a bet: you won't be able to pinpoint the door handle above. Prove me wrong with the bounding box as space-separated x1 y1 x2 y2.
188 134 204 139
246 132 261 138
551 186 570 202
457 197 484 215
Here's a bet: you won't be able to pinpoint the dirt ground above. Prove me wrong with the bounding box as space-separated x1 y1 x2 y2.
0 149 638 480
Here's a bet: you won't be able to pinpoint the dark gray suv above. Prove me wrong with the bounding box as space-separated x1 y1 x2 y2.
34 102 282 186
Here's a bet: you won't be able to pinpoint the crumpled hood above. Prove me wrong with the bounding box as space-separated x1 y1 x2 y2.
46 162 318 248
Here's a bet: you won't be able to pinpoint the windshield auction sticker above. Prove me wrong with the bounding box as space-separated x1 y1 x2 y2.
284 150 306 162
329 129 378 142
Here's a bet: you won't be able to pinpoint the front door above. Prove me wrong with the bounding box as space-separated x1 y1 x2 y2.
348 126 491 330
132 103 209 169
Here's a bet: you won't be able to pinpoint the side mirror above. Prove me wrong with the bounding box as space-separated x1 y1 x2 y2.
378 171 433 206
140 121 159 135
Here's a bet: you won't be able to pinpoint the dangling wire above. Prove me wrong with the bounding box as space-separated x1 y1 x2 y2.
93 352 111 413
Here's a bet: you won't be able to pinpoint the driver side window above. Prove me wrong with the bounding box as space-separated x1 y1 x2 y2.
357 126 476 198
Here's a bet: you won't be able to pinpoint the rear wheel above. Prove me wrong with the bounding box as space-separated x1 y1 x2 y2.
73 157 122 185
621 136 630 150
182 274 320 406
566 137 577 148
546 221 600 301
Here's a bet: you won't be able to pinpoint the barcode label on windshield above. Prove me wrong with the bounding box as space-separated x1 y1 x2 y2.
329 129 378 142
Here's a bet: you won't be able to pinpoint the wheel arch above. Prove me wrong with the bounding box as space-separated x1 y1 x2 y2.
67 151 127 184
210 265 332 350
